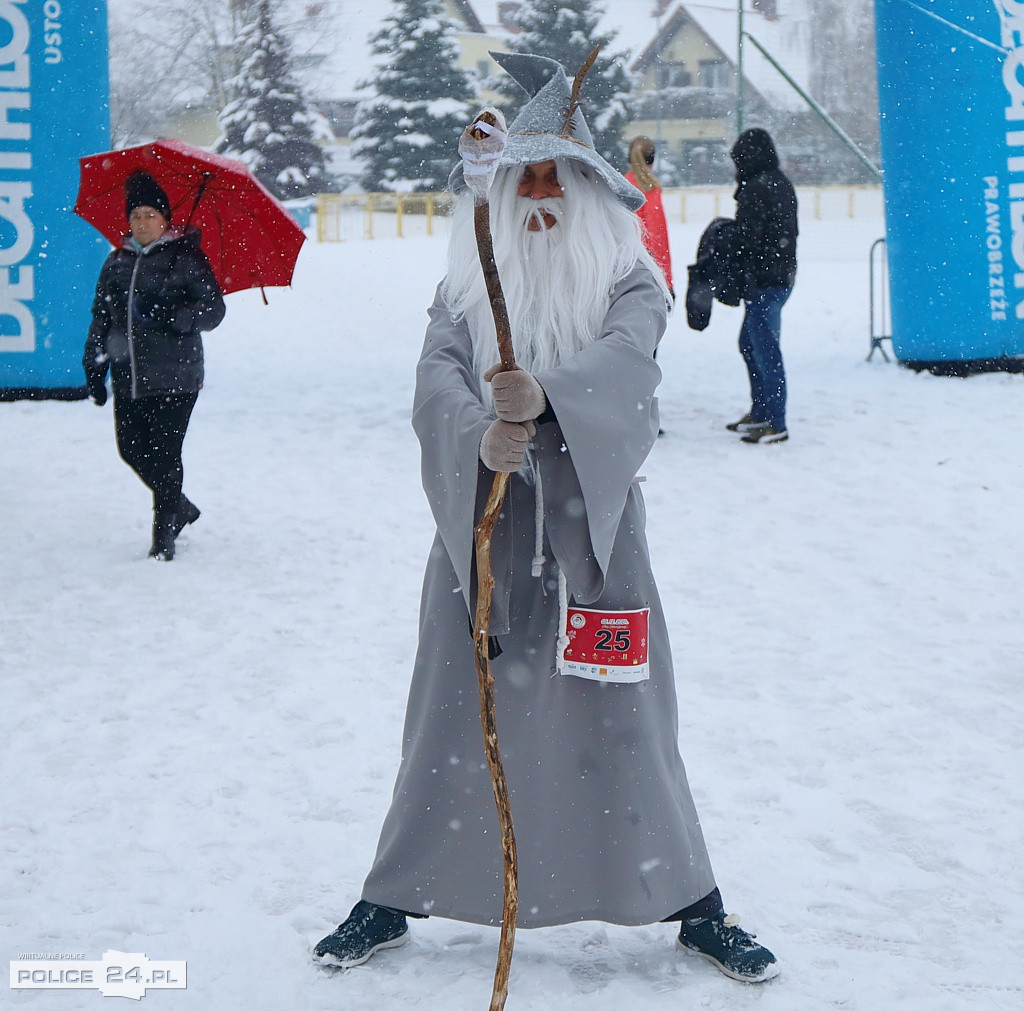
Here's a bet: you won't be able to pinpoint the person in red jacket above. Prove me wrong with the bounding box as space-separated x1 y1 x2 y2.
625 136 673 299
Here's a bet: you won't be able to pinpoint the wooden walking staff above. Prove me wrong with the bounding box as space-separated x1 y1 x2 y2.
459 108 518 1011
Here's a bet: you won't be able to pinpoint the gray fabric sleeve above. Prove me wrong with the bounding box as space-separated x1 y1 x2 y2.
532 265 666 602
411 284 494 615
412 266 666 613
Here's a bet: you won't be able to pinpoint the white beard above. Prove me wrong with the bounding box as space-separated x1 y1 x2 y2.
441 159 668 405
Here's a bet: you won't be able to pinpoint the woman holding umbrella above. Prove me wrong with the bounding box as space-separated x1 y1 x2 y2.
82 171 225 561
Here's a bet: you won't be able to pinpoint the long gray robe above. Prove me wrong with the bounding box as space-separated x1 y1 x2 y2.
362 264 717 928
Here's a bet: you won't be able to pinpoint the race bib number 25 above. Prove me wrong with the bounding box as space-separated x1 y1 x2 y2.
560 607 650 684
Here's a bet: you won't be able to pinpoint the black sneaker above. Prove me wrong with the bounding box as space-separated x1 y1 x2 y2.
677 911 779 982
740 424 788 444
726 413 769 433
313 900 409 968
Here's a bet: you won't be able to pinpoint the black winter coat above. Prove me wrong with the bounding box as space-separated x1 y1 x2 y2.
730 129 798 292
685 217 748 331
83 228 225 399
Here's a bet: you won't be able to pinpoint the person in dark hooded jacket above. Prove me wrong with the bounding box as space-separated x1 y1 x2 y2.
725 128 797 444
82 171 226 560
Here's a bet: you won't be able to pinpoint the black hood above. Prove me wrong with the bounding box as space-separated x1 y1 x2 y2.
730 128 779 181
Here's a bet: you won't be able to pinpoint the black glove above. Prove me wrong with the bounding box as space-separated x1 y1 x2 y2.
86 371 107 406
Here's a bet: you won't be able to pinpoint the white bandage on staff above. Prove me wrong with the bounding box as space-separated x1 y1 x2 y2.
459 108 509 200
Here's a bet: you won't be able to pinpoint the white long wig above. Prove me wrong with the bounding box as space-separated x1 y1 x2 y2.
441 158 670 402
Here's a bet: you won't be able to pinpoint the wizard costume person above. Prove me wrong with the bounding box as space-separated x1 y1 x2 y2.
314 52 779 985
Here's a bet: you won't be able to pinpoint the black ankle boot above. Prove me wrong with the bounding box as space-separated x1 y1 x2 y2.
174 495 201 537
149 511 177 560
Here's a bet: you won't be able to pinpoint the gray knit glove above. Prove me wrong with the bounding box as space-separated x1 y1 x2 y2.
484 365 546 423
480 419 534 472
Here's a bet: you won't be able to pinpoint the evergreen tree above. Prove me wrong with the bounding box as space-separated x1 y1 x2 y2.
494 0 633 171
214 0 331 200
353 0 478 193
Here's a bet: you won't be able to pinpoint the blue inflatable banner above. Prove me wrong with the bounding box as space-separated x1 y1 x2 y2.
0 0 109 398
875 0 1024 365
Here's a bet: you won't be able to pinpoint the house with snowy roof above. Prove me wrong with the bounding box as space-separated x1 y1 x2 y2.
453 1 823 185
603 0 816 184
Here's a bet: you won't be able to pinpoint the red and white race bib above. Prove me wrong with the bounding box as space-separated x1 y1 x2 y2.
559 606 651 684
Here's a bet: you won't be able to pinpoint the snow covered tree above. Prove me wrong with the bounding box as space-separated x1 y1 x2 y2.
214 0 331 200
108 0 338 148
108 8 189 146
353 0 478 193
494 0 634 171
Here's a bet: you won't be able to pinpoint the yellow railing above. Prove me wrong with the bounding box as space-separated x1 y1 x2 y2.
314 185 883 241
674 184 883 223
316 192 454 242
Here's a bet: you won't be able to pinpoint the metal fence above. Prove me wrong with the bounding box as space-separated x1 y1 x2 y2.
314 185 883 242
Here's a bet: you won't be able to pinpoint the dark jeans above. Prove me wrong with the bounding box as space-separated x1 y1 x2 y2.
739 286 792 430
112 373 197 516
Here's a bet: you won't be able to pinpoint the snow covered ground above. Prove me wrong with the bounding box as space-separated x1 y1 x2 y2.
4 209 1023 1010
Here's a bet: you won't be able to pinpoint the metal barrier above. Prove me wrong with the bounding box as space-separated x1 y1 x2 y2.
868 236 892 362
316 192 454 242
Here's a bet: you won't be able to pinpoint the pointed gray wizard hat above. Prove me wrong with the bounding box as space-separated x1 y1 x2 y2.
450 50 645 212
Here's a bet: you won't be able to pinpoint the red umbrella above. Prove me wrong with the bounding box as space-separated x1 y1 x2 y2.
73 139 306 295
